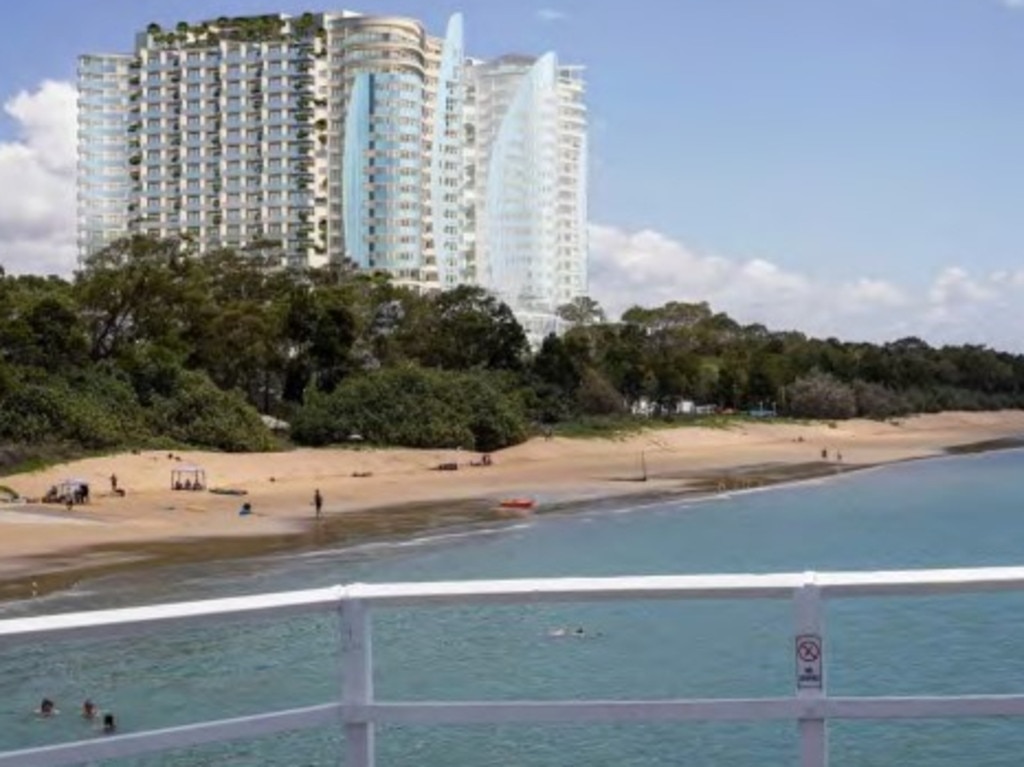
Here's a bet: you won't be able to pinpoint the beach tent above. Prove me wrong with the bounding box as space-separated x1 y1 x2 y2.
56 478 90 504
171 464 206 491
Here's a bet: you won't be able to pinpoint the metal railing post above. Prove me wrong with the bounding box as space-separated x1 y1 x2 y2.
794 572 827 767
340 598 375 767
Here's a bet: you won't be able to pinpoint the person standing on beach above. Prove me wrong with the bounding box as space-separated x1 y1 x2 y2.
110 474 118 493
314 489 323 519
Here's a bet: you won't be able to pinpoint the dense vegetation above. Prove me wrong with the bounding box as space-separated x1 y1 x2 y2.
0 236 1022 466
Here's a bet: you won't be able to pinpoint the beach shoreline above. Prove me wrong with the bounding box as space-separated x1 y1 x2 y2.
1 411 1023 604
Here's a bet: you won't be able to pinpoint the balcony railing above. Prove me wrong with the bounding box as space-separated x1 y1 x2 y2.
4 567 1024 767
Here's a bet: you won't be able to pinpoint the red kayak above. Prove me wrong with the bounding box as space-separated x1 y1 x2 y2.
498 498 536 510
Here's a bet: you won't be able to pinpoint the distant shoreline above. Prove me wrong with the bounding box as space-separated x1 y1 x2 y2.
0 411 1023 605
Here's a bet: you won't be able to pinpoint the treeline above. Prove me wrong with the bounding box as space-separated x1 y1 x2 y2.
0 236 1021 462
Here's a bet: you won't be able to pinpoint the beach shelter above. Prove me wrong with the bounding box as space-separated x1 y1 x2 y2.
56 478 90 504
171 464 206 491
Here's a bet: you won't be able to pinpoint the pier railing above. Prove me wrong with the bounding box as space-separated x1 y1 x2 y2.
4 567 1024 767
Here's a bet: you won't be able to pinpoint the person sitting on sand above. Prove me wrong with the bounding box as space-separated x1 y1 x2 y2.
82 699 98 720
102 713 116 734
38 698 57 717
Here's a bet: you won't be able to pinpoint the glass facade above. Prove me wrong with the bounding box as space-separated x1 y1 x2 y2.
431 13 465 287
76 54 133 259
468 52 587 326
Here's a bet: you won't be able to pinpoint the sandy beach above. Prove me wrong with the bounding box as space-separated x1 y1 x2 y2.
1 410 1023 599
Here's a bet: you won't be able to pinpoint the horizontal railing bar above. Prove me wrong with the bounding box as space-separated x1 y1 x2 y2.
7 694 1024 765
5 567 1024 647
345 574 805 605
0 703 342 767
353 698 803 724
351 695 1024 725
816 567 1024 597
346 567 1024 605
0 586 343 646
826 695 1024 719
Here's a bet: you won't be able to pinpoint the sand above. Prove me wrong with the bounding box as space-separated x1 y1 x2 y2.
1 411 1022 593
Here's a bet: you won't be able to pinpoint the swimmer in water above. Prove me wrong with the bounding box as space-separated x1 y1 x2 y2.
102 713 117 734
82 699 98 720
548 627 589 638
37 698 57 717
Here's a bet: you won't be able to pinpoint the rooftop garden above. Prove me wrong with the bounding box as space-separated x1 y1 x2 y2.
144 12 322 49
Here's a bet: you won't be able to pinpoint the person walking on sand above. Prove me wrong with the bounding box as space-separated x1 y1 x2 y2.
314 489 323 519
110 474 118 493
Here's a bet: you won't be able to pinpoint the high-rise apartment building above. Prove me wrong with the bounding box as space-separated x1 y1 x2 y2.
465 53 588 335
77 10 587 327
77 11 465 276
77 53 134 258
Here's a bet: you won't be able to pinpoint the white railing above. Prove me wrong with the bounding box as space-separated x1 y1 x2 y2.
3 567 1024 767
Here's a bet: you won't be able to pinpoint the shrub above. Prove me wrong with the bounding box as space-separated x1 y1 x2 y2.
786 372 857 420
149 371 274 452
576 367 626 416
853 380 909 420
0 372 145 449
291 366 528 451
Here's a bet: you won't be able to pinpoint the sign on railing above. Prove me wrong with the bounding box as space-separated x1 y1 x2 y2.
4 567 1024 767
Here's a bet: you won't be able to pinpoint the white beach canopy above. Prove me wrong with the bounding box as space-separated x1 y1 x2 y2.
171 464 206 490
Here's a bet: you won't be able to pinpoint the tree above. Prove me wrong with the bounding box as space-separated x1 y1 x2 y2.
75 235 202 361
786 372 857 419
409 286 528 371
557 296 606 327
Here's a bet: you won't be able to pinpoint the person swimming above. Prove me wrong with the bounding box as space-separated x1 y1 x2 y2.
548 626 590 638
37 698 57 717
82 699 98 720
102 713 116 734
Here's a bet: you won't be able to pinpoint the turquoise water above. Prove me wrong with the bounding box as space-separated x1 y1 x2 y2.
3 450 1024 765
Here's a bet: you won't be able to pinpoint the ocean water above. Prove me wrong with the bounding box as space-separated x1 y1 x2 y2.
2 450 1024 765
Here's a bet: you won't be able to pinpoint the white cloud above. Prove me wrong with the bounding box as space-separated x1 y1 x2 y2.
0 80 77 276
588 223 1024 351
536 8 568 22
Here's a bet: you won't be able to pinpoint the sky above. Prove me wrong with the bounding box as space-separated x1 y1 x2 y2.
1 0 1024 349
